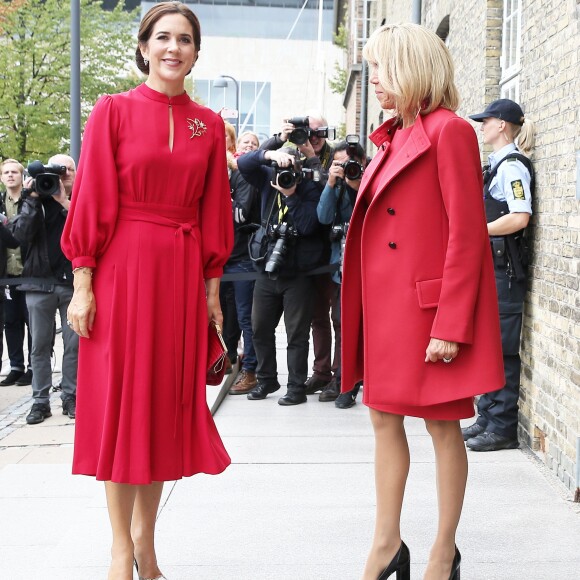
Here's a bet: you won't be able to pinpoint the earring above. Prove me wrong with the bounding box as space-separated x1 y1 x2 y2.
144 58 149 66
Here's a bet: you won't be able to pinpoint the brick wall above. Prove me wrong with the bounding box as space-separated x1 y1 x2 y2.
359 0 580 492
516 0 580 491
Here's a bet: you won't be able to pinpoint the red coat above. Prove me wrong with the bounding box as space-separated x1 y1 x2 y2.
341 108 504 407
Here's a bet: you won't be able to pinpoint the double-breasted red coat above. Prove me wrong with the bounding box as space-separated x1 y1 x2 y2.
341 108 505 412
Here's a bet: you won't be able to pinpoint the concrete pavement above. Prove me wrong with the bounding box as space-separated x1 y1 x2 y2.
1 324 579 579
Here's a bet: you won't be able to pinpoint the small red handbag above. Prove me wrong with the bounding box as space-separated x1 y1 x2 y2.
206 321 228 386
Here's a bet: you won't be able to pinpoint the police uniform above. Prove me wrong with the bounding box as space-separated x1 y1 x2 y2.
466 99 533 449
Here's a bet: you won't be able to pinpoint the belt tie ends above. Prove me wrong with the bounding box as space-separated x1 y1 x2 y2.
117 204 199 437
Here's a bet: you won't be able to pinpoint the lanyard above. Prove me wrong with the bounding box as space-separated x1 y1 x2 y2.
277 192 288 223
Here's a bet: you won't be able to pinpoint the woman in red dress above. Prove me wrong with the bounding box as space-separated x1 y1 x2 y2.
340 25 504 580
61 3 233 579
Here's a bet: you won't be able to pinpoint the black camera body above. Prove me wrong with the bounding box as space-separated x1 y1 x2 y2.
265 222 299 277
329 221 350 242
23 160 66 198
288 116 336 145
271 159 320 189
341 134 364 181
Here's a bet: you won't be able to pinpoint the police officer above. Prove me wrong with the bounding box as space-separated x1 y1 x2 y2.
463 99 535 451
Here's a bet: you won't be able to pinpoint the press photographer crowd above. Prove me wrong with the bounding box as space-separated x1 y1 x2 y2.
0 115 364 424
223 113 367 408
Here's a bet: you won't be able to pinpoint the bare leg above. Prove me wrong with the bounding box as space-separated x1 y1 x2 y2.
104 481 138 580
132 482 165 579
362 409 410 580
423 419 467 580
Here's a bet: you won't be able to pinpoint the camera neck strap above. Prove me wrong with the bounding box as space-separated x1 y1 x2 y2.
276 192 289 223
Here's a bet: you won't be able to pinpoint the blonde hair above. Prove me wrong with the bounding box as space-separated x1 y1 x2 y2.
237 131 259 147
362 23 460 124
1 158 24 174
224 122 236 154
511 119 535 157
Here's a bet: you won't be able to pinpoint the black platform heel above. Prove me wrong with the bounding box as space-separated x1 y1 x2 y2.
377 541 410 580
449 546 461 580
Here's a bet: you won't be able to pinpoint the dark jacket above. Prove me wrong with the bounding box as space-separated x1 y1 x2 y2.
11 196 73 291
0 195 22 283
228 167 260 264
237 150 325 278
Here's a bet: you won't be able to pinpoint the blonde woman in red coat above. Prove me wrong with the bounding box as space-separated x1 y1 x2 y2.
341 24 504 580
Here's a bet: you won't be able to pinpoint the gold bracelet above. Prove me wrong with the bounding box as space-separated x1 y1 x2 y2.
72 267 93 277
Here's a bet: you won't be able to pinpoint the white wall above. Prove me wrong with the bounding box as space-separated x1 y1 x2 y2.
192 36 345 137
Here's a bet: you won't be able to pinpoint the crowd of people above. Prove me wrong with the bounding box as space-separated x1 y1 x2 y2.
221 113 366 409
0 155 78 424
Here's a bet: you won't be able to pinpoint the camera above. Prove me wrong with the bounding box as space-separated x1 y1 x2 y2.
265 222 298 277
22 160 66 198
329 221 349 242
341 134 365 181
272 159 320 189
288 116 336 145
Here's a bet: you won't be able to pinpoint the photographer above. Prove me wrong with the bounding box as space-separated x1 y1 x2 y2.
12 154 78 425
262 113 337 397
316 138 366 408
237 147 324 406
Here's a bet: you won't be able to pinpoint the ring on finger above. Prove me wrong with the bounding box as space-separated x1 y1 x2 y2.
443 357 452 363
66 320 73 327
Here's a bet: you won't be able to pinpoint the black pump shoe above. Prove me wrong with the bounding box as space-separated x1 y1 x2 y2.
377 541 410 580
449 546 461 580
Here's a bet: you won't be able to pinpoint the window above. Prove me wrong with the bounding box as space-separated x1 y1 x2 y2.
500 0 522 93
193 79 271 139
501 76 519 102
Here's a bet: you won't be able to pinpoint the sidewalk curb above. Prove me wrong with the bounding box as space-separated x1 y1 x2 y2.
209 361 240 416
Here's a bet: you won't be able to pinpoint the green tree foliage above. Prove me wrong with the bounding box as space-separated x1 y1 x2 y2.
0 0 139 162
329 19 347 95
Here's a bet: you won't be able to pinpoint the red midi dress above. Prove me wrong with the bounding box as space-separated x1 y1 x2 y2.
61 83 234 484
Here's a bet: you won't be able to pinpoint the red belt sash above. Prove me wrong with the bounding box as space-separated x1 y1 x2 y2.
118 201 200 434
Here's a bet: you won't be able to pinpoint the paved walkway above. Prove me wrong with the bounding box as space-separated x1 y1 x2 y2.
1 325 579 579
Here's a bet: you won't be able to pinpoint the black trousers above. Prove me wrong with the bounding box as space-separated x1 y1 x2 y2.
251 274 314 390
476 266 526 438
219 280 241 362
4 285 31 371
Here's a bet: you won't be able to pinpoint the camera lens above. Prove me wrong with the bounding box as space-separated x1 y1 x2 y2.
35 173 61 196
343 160 363 181
277 169 296 189
289 127 310 145
265 238 287 274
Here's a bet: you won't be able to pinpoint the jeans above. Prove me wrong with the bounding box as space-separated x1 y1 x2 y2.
310 273 340 381
252 275 314 389
224 260 257 371
26 286 78 404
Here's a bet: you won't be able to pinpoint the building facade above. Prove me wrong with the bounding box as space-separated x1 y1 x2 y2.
143 0 345 140
342 0 580 493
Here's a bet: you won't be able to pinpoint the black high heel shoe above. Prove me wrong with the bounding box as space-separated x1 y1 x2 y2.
449 546 461 580
377 541 410 580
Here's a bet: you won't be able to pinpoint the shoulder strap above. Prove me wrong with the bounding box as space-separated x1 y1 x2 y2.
484 151 535 196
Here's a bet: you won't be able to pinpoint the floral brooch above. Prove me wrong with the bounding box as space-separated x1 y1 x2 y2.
187 118 207 139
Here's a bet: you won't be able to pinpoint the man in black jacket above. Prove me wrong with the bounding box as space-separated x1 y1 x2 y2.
12 154 79 425
237 148 324 406
261 114 338 396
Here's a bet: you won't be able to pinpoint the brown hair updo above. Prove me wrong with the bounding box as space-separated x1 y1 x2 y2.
135 1 201 75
